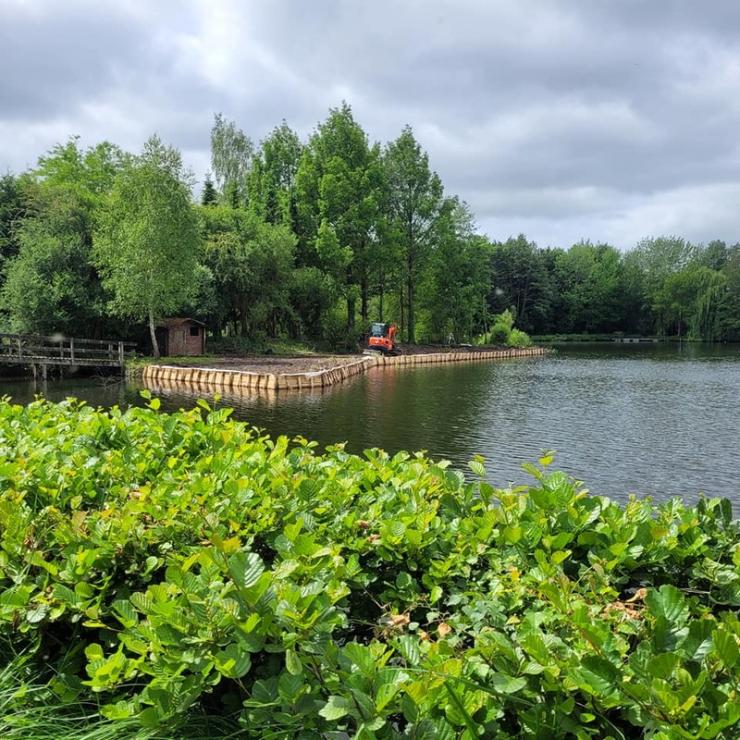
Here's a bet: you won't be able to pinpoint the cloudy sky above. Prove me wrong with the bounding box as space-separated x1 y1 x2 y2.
2 0 740 249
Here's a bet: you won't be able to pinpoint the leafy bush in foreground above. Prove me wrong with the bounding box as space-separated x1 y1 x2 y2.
0 397 738 739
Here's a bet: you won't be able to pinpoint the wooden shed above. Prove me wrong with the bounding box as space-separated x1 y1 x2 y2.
155 318 206 356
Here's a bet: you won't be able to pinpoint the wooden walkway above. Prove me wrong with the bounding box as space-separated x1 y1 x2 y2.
0 333 136 374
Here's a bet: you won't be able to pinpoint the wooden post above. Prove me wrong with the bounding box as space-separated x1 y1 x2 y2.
17 338 22 361
70 337 75 363
118 341 124 369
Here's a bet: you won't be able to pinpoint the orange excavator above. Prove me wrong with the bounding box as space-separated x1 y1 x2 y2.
367 322 398 355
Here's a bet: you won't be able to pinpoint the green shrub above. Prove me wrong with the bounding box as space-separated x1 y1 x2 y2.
507 327 532 348
489 322 511 344
476 308 519 346
0 398 738 738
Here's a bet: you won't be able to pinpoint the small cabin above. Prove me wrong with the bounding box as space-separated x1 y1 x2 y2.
155 318 206 356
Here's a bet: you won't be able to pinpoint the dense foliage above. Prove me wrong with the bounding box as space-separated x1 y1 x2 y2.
0 398 737 738
94 136 200 357
0 108 739 346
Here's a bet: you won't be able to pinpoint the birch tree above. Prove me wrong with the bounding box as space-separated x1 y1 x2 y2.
94 136 199 357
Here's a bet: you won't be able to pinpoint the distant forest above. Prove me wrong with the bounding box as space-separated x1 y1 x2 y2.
1 103 738 349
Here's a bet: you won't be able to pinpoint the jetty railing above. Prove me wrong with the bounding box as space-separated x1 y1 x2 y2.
0 333 136 369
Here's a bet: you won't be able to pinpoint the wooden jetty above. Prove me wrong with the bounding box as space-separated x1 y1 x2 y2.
0 333 136 377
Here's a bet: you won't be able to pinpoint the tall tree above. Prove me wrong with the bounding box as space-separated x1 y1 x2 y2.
210 113 253 206
94 136 200 357
248 121 302 225
1 188 105 334
552 242 624 333
654 265 728 339
489 235 552 333
719 245 740 340
699 240 728 271
1 139 126 335
422 199 491 341
384 125 444 343
294 104 383 330
200 205 295 338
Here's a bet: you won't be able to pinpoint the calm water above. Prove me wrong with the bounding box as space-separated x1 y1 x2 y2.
2 343 739 505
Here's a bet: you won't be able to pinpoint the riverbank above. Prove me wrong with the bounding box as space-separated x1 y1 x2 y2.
134 346 547 393
532 332 660 342
532 332 740 343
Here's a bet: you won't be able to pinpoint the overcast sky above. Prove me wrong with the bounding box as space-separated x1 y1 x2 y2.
2 0 740 249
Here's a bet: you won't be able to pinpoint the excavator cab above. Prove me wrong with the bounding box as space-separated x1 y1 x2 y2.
367 322 398 355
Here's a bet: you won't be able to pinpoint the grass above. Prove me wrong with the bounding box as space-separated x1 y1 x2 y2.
0 648 140 740
0 644 242 740
206 335 323 356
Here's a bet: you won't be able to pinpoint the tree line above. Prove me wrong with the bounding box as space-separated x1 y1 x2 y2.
1 103 739 355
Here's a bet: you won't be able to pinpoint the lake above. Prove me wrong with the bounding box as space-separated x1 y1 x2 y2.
2 343 738 506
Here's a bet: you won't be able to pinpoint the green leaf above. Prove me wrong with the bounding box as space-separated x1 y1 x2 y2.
551 549 570 565
395 636 421 666
648 652 680 679
572 656 620 698
112 599 137 628
376 672 406 711
468 459 486 478
490 672 527 694
285 648 302 676
503 526 522 544
26 603 49 624
228 551 264 589
319 695 352 721
214 643 251 678
712 628 739 671
278 671 304 701
538 452 555 466
645 585 689 625
681 619 714 661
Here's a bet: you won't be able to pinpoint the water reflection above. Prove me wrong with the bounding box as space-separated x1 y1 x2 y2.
1 343 738 505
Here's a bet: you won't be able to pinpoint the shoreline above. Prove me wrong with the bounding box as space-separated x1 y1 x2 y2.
136 346 547 394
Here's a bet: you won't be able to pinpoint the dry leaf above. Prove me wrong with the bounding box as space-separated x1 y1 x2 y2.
625 587 647 603
390 613 410 628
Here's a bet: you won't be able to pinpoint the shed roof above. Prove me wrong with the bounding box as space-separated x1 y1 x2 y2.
157 318 206 329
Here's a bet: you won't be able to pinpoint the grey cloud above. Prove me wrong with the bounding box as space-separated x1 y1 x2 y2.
0 3 151 120
1 0 740 249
